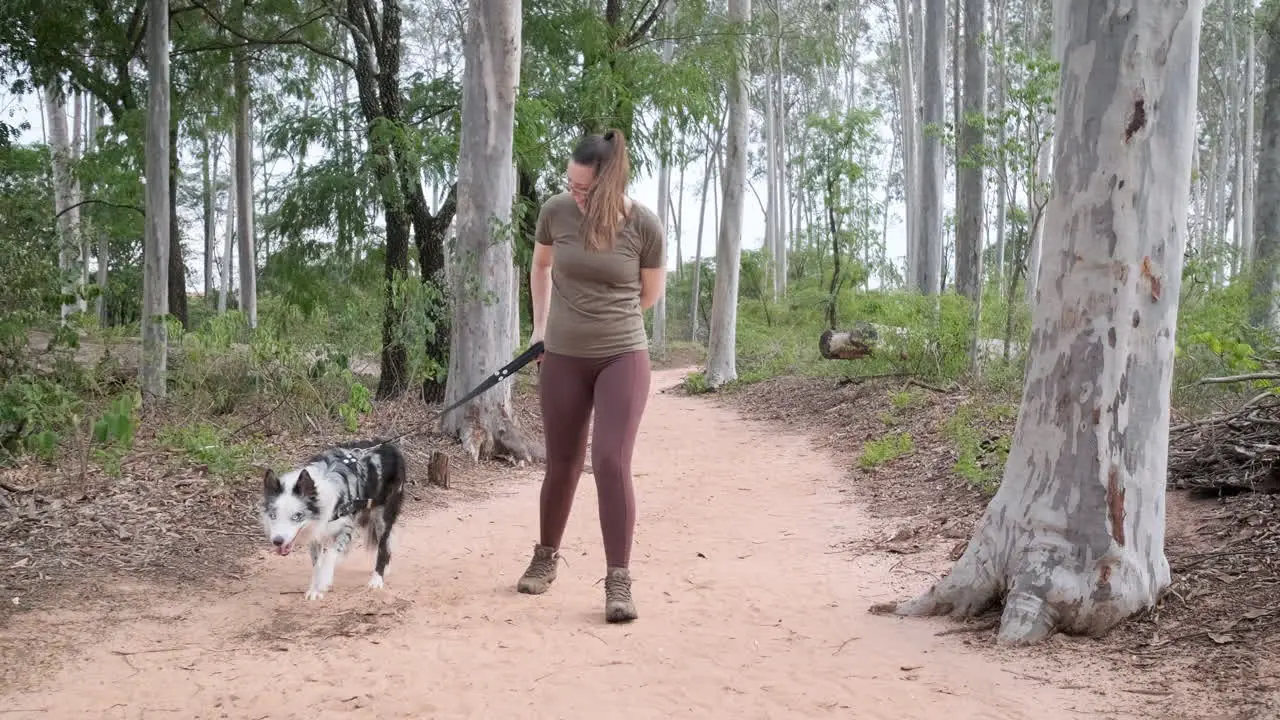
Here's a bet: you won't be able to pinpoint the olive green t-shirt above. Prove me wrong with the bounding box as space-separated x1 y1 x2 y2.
535 191 665 358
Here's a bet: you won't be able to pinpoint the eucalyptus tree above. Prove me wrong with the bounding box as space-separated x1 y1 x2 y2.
874 0 1204 646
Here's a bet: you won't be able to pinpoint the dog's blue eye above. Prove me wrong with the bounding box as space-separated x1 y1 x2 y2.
291 512 304 522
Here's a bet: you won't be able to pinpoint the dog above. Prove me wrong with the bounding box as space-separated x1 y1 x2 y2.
260 439 406 600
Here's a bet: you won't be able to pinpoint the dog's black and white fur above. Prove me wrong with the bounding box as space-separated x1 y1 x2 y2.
260 439 406 600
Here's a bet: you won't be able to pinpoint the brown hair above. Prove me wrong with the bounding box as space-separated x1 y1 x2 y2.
571 128 631 251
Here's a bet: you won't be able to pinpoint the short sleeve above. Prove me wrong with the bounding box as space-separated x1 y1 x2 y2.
639 210 665 269
534 201 554 246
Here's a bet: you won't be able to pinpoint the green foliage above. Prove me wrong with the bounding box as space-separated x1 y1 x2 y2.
157 423 262 481
942 400 1016 494
858 431 914 469
0 373 81 462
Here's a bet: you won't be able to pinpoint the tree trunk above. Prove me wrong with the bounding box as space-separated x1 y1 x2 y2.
1243 7 1257 266
873 0 1203 646
1251 8 1280 329
233 33 257 329
690 117 723 342
652 0 675 358
443 0 532 462
706 0 751 388
219 130 236 314
141 0 170 403
954 0 986 301
45 85 79 323
202 132 215 300
993 0 1008 282
916 0 945 295
168 120 189 329
896 0 919 281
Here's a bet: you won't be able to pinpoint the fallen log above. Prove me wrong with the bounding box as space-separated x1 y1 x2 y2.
819 323 879 360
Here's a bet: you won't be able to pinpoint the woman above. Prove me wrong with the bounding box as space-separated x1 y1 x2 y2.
517 129 665 624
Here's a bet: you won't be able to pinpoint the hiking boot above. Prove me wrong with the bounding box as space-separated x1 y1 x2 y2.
517 544 559 594
604 566 638 623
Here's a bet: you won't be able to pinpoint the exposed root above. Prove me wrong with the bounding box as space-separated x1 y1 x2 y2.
868 524 1003 618
457 411 535 465
995 583 1058 646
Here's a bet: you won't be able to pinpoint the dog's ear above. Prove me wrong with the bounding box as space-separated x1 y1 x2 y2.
295 469 318 499
263 469 282 495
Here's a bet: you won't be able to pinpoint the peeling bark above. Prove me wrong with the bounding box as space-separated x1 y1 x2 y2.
872 0 1202 646
443 0 531 463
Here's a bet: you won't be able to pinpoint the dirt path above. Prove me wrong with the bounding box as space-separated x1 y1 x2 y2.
1 367 1149 719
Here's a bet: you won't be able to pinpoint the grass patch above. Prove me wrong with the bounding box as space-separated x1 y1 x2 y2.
157 422 266 481
858 431 914 469
942 400 1017 493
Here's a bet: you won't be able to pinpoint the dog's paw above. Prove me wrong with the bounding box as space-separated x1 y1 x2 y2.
304 588 325 601
367 573 385 590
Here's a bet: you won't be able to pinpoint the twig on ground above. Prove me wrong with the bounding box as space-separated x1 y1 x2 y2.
0 479 33 493
831 636 860 655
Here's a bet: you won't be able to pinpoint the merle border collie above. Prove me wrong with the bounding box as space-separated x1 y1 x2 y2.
260 439 406 600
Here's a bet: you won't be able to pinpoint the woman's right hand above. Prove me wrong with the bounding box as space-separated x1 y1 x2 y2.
530 327 545 369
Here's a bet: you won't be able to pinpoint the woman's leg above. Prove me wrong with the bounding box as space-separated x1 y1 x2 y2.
518 351 595 594
589 350 651 621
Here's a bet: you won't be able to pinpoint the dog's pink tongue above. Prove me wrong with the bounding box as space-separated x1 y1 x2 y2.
278 544 292 556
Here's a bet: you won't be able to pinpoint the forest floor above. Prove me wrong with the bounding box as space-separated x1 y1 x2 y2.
0 357 1267 718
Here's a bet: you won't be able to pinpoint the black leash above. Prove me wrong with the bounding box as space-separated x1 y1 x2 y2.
366 340 545 451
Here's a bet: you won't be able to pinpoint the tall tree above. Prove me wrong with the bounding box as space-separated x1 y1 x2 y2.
141 0 171 402
915 0 944 295
954 0 986 302
442 0 531 462
1253 5 1280 330
873 0 1204 645
706 0 751 388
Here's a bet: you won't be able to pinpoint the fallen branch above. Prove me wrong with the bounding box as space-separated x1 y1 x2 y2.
1197 372 1280 386
0 479 34 493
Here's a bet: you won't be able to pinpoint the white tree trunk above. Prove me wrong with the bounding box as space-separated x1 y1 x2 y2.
915 0 945 295
874 0 1203 646
896 0 919 280
45 85 80 323
234 52 258 328
442 0 530 462
140 0 170 402
652 1 675 357
765 65 779 299
71 91 87 313
706 0 751 388
219 131 236 314
1024 138 1052 303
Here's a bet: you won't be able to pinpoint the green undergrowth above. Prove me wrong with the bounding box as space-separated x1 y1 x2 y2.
1 305 380 482
941 399 1017 494
858 431 914 469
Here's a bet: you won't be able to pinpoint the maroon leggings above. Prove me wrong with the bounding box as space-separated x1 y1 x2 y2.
537 349 651 568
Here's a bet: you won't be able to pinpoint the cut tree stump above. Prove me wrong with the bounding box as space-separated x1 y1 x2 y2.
428 451 450 489
819 322 879 360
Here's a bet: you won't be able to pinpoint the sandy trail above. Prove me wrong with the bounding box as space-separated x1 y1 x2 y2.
1 367 1144 719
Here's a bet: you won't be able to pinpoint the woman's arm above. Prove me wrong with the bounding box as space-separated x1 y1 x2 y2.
640 267 665 310
531 242 554 341
638 206 666 311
